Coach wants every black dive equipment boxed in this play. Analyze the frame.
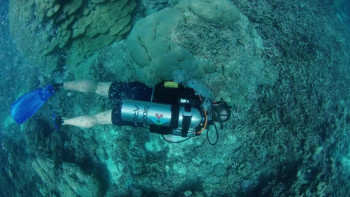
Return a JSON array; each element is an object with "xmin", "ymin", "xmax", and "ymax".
[
  {"xmin": 120, "ymin": 99, "xmax": 203, "ymax": 137},
  {"xmin": 212, "ymin": 99, "xmax": 232, "ymax": 129}
]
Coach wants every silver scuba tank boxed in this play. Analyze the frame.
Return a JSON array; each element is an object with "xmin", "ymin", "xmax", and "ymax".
[
  {"xmin": 121, "ymin": 100, "xmax": 172, "ymax": 126},
  {"xmin": 120, "ymin": 100, "xmax": 202, "ymax": 135}
]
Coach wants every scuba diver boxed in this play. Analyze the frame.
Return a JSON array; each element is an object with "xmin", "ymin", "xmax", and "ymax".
[{"xmin": 11, "ymin": 80, "xmax": 231, "ymax": 144}]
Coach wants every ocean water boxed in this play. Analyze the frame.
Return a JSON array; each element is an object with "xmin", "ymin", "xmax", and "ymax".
[
  {"xmin": 337, "ymin": 0, "xmax": 350, "ymax": 30},
  {"xmin": 1, "ymin": 0, "xmax": 350, "ymax": 196}
]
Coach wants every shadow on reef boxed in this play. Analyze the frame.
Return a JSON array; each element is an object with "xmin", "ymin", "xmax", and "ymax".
[
  {"xmin": 174, "ymin": 177, "xmax": 204, "ymax": 196},
  {"xmin": 24, "ymin": 117, "xmax": 111, "ymax": 196},
  {"xmin": 58, "ymin": 147, "xmax": 111, "ymax": 195},
  {"xmin": 133, "ymin": 176, "xmax": 204, "ymax": 197},
  {"xmin": 236, "ymin": 159, "xmax": 301, "ymax": 197}
]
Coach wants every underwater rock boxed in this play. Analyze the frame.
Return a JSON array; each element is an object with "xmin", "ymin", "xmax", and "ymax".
[{"xmin": 9, "ymin": 0, "xmax": 135, "ymax": 73}]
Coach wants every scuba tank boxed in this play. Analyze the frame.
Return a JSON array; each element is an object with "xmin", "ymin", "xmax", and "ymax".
[{"xmin": 120, "ymin": 100, "xmax": 203, "ymax": 137}]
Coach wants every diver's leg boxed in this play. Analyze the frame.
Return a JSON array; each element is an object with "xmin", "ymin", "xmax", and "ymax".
[
  {"xmin": 63, "ymin": 80, "xmax": 112, "ymax": 97},
  {"xmin": 63, "ymin": 80, "xmax": 97, "ymax": 93},
  {"xmin": 62, "ymin": 110, "xmax": 112, "ymax": 128}
]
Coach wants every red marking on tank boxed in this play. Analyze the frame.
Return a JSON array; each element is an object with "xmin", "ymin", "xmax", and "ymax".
[{"xmin": 156, "ymin": 113, "xmax": 163, "ymax": 119}]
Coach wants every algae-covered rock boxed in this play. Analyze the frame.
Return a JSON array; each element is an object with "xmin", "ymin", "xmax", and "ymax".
[{"xmin": 9, "ymin": 0, "xmax": 135, "ymax": 73}]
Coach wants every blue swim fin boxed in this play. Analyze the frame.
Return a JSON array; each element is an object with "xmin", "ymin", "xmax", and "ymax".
[{"xmin": 11, "ymin": 85, "xmax": 56, "ymax": 124}]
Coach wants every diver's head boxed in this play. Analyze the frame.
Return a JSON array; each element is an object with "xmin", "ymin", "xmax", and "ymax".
[{"xmin": 212, "ymin": 99, "xmax": 231, "ymax": 125}]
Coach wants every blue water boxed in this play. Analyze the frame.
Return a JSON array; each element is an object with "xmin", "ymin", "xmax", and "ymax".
[{"xmin": 337, "ymin": 0, "xmax": 350, "ymax": 30}]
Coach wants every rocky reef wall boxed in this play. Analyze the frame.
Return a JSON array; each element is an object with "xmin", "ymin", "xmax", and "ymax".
[{"xmin": 9, "ymin": 0, "xmax": 136, "ymax": 73}]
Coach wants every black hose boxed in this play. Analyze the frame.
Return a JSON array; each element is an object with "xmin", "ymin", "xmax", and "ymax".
[
  {"xmin": 207, "ymin": 123, "xmax": 219, "ymax": 145},
  {"xmin": 162, "ymin": 135, "xmax": 191, "ymax": 143}
]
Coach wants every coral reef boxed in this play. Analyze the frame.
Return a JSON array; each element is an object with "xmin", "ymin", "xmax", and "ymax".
[
  {"xmin": 232, "ymin": 0, "xmax": 350, "ymax": 196},
  {"xmin": 177, "ymin": 0, "xmax": 241, "ymax": 27},
  {"xmin": 1, "ymin": 0, "xmax": 350, "ymax": 196},
  {"xmin": 126, "ymin": 0, "xmax": 277, "ymax": 112},
  {"xmin": 137, "ymin": 0, "xmax": 171, "ymax": 16},
  {"xmin": 126, "ymin": 7, "xmax": 200, "ymax": 86},
  {"xmin": 9, "ymin": 0, "xmax": 135, "ymax": 73}
]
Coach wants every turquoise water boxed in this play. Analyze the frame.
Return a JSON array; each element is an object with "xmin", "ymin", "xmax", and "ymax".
[
  {"xmin": 337, "ymin": 0, "xmax": 350, "ymax": 30},
  {"xmin": 1, "ymin": 0, "xmax": 350, "ymax": 196}
]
